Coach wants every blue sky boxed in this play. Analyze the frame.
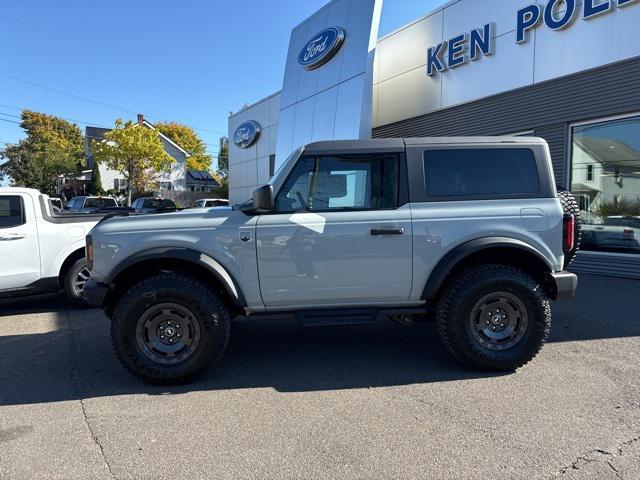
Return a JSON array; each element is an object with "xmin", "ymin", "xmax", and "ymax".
[{"xmin": 0, "ymin": 0, "xmax": 441, "ymax": 176}]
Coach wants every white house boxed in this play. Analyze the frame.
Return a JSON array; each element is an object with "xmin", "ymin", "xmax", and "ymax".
[{"xmin": 83, "ymin": 114, "xmax": 218, "ymax": 194}]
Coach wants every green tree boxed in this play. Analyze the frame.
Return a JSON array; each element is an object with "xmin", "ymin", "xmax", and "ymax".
[
  {"xmin": 217, "ymin": 136, "xmax": 229, "ymax": 179},
  {"xmin": 0, "ymin": 110, "xmax": 84, "ymax": 194},
  {"xmin": 154, "ymin": 122, "xmax": 212, "ymax": 171},
  {"xmin": 214, "ymin": 136, "xmax": 229, "ymax": 199},
  {"xmin": 92, "ymin": 119, "xmax": 173, "ymax": 205},
  {"xmin": 87, "ymin": 160, "xmax": 105, "ymax": 195}
]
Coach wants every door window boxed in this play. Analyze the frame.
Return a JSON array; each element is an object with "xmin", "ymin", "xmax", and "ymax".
[
  {"xmin": 275, "ymin": 155, "xmax": 398, "ymax": 213},
  {"xmin": 0, "ymin": 196, "xmax": 25, "ymax": 228}
]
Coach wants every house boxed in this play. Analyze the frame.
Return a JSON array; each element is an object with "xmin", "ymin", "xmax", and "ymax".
[
  {"xmin": 571, "ymin": 136, "xmax": 640, "ymax": 223},
  {"xmin": 81, "ymin": 114, "xmax": 219, "ymax": 194}
]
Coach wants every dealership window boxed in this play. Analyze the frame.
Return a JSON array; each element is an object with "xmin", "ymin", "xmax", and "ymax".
[
  {"xmin": 0, "ymin": 196, "xmax": 25, "ymax": 229},
  {"xmin": 423, "ymin": 149, "xmax": 540, "ymax": 198},
  {"xmin": 571, "ymin": 114, "xmax": 640, "ymax": 255},
  {"xmin": 275, "ymin": 155, "xmax": 398, "ymax": 212}
]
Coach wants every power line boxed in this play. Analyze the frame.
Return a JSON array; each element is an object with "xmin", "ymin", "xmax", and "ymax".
[
  {"xmin": 0, "ymin": 72, "xmax": 228, "ymax": 136},
  {"xmin": 0, "ymin": 117, "xmax": 20, "ymax": 125}
]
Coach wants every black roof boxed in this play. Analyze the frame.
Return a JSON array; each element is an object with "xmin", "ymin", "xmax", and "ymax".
[
  {"xmin": 85, "ymin": 126, "xmax": 110, "ymax": 143},
  {"xmin": 186, "ymin": 170, "xmax": 220, "ymax": 186}
]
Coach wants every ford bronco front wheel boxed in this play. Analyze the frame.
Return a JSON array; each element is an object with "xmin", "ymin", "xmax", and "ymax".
[
  {"xmin": 436, "ymin": 264, "xmax": 551, "ymax": 372},
  {"xmin": 111, "ymin": 273, "xmax": 231, "ymax": 385}
]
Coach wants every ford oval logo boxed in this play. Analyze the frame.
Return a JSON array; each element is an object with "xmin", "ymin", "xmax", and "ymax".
[
  {"xmin": 298, "ymin": 27, "xmax": 346, "ymax": 70},
  {"xmin": 233, "ymin": 121, "xmax": 261, "ymax": 149}
]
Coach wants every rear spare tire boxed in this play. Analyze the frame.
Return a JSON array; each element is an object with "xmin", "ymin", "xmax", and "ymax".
[
  {"xmin": 111, "ymin": 273, "xmax": 231, "ymax": 385},
  {"xmin": 436, "ymin": 264, "xmax": 551, "ymax": 372},
  {"xmin": 557, "ymin": 189, "xmax": 582, "ymax": 268}
]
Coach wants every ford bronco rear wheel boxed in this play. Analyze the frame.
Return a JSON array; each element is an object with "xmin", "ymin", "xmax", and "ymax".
[
  {"xmin": 436, "ymin": 264, "xmax": 550, "ymax": 372},
  {"xmin": 111, "ymin": 273, "xmax": 231, "ymax": 385}
]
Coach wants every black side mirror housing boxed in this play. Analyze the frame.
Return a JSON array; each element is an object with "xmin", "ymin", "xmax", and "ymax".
[{"xmin": 252, "ymin": 185, "xmax": 275, "ymax": 212}]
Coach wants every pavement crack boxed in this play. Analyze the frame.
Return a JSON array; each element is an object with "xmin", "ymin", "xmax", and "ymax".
[
  {"xmin": 553, "ymin": 436, "xmax": 640, "ymax": 478},
  {"xmin": 66, "ymin": 308, "xmax": 118, "ymax": 480}
]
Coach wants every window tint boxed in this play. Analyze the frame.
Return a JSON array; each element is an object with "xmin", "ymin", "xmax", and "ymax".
[
  {"xmin": 0, "ymin": 196, "xmax": 25, "ymax": 228},
  {"xmin": 143, "ymin": 199, "xmax": 175, "ymax": 208},
  {"xmin": 424, "ymin": 148, "xmax": 540, "ymax": 197},
  {"xmin": 84, "ymin": 198, "xmax": 117, "ymax": 208},
  {"xmin": 275, "ymin": 155, "xmax": 398, "ymax": 212}
]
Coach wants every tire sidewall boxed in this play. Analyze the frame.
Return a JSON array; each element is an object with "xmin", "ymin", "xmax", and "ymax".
[
  {"xmin": 64, "ymin": 258, "xmax": 88, "ymax": 304},
  {"xmin": 454, "ymin": 278, "xmax": 546, "ymax": 365},
  {"xmin": 113, "ymin": 278, "xmax": 229, "ymax": 383}
]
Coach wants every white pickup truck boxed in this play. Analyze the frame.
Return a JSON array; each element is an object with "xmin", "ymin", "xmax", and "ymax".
[{"xmin": 0, "ymin": 188, "xmax": 103, "ymax": 303}]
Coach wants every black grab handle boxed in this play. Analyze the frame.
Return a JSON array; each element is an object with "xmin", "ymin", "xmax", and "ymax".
[{"xmin": 370, "ymin": 228, "xmax": 405, "ymax": 236}]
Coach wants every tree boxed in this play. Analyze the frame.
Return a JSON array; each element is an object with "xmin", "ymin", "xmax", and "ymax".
[
  {"xmin": 217, "ymin": 136, "xmax": 229, "ymax": 179},
  {"xmin": 214, "ymin": 136, "xmax": 229, "ymax": 199},
  {"xmin": 154, "ymin": 122, "xmax": 212, "ymax": 171},
  {"xmin": 86, "ymin": 160, "xmax": 104, "ymax": 195},
  {"xmin": 0, "ymin": 110, "xmax": 84, "ymax": 195},
  {"xmin": 92, "ymin": 119, "xmax": 173, "ymax": 205}
]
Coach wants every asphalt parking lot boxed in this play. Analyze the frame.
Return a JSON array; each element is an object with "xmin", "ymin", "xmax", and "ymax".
[{"xmin": 0, "ymin": 274, "xmax": 639, "ymax": 480}]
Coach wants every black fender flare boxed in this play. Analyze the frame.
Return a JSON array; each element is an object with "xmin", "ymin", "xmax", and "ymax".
[
  {"xmin": 421, "ymin": 237, "xmax": 553, "ymax": 301},
  {"xmin": 107, "ymin": 247, "xmax": 246, "ymax": 307}
]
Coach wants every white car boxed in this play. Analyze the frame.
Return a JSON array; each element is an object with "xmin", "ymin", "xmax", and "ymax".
[
  {"xmin": 191, "ymin": 198, "xmax": 229, "ymax": 208},
  {"xmin": 0, "ymin": 188, "xmax": 103, "ymax": 303}
]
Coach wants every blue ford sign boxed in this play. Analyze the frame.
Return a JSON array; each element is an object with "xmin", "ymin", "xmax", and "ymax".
[
  {"xmin": 298, "ymin": 27, "xmax": 346, "ymax": 70},
  {"xmin": 233, "ymin": 121, "xmax": 261, "ymax": 149}
]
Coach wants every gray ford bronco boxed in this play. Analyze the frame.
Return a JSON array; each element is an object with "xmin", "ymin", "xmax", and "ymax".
[{"xmin": 85, "ymin": 137, "xmax": 579, "ymax": 384}]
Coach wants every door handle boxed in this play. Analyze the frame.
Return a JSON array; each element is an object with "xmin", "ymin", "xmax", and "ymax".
[
  {"xmin": 370, "ymin": 228, "xmax": 405, "ymax": 236},
  {"xmin": 0, "ymin": 233, "xmax": 26, "ymax": 241}
]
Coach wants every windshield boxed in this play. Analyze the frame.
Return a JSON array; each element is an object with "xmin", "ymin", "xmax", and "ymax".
[
  {"xmin": 268, "ymin": 147, "xmax": 304, "ymax": 188},
  {"xmin": 145, "ymin": 199, "xmax": 176, "ymax": 208},
  {"xmin": 84, "ymin": 198, "xmax": 117, "ymax": 208}
]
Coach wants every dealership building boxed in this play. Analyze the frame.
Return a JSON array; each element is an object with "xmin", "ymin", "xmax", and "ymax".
[{"xmin": 228, "ymin": 0, "xmax": 640, "ymax": 279}]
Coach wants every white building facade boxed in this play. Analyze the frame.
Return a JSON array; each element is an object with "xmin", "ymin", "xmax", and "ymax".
[{"xmin": 229, "ymin": 0, "xmax": 640, "ymax": 278}]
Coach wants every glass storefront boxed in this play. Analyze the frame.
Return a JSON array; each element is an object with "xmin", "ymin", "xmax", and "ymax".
[{"xmin": 571, "ymin": 114, "xmax": 640, "ymax": 254}]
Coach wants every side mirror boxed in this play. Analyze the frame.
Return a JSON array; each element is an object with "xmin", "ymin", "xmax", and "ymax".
[{"xmin": 252, "ymin": 185, "xmax": 275, "ymax": 212}]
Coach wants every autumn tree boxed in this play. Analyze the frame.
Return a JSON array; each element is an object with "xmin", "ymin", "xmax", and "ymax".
[
  {"xmin": 92, "ymin": 119, "xmax": 173, "ymax": 205},
  {"xmin": 154, "ymin": 122, "xmax": 212, "ymax": 171},
  {"xmin": 0, "ymin": 110, "xmax": 84, "ymax": 194}
]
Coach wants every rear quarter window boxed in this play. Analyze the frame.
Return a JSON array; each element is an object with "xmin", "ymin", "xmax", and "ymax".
[{"xmin": 423, "ymin": 148, "xmax": 541, "ymax": 198}]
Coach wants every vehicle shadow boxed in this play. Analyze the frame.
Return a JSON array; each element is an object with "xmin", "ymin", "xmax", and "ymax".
[{"xmin": 0, "ymin": 274, "xmax": 638, "ymax": 407}]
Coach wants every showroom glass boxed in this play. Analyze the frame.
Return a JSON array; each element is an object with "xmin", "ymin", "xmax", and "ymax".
[
  {"xmin": 571, "ymin": 115, "xmax": 640, "ymax": 255},
  {"xmin": 275, "ymin": 155, "xmax": 398, "ymax": 212},
  {"xmin": 423, "ymin": 148, "xmax": 540, "ymax": 198},
  {"xmin": 0, "ymin": 196, "xmax": 25, "ymax": 228}
]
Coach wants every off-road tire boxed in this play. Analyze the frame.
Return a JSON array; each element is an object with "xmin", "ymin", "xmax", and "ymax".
[
  {"xmin": 111, "ymin": 273, "xmax": 231, "ymax": 385},
  {"xmin": 63, "ymin": 257, "xmax": 90, "ymax": 305},
  {"xmin": 557, "ymin": 189, "xmax": 582, "ymax": 268},
  {"xmin": 436, "ymin": 264, "xmax": 551, "ymax": 372}
]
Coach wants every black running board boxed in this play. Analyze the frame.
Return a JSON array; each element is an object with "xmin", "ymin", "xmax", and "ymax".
[{"xmin": 297, "ymin": 309, "xmax": 379, "ymax": 327}]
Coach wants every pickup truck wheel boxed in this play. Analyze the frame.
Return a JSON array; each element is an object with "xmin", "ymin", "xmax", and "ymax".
[
  {"xmin": 64, "ymin": 258, "xmax": 90, "ymax": 305},
  {"xmin": 111, "ymin": 273, "xmax": 231, "ymax": 385},
  {"xmin": 436, "ymin": 264, "xmax": 550, "ymax": 372}
]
